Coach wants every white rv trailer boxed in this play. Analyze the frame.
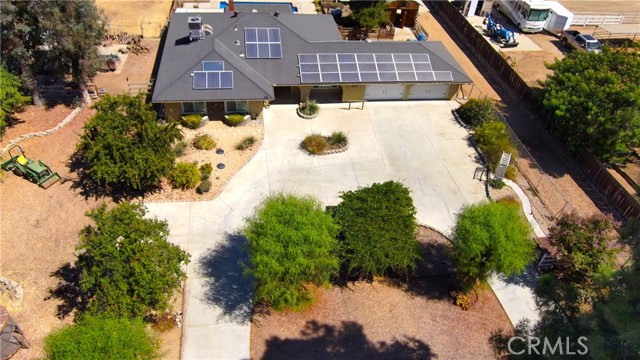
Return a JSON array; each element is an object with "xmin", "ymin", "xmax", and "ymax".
[{"xmin": 494, "ymin": 0, "xmax": 552, "ymax": 33}]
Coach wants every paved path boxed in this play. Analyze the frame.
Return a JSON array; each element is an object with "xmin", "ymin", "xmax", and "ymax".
[{"xmin": 145, "ymin": 101, "xmax": 488, "ymax": 359}]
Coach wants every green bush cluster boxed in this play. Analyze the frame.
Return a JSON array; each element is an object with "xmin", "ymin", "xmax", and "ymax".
[
  {"xmin": 456, "ymin": 98, "xmax": 500, "ymax": 128},
  {"xmin": 328, "ymin": 131, "xmax": 348, "ymax": 147},
  {"xmin": 235, "ymin": 136, "xmax": 256, "ymax": 150},
  {"xmin": 197, "ymin": 179, "xmax": 212, "ymax": 194},
  {"xmin": 473, "ymin": 120, "xmax": 518, "ymax": 179},
  {"xmin": 169, "ymin": 162, "xmax": 200, "ymax": 190},
  {"xmin": 300, "ymin": 99, "xmax": 319, "ymax": 116},
  {"xmin": 199, "ymin": 162, "xmax": 213, "ymax": 180},
  {"xmin": 225, "ymin": 114, "xmax": 246, "ymax": 126},
  {"xmin": 181, "ymin": 114, "xmax": 204, "ymax": 129},
  {"xmin": 302, "ymin": 134, "xmax": 329, "ymax": 155},
  {"xmin": 193, "ymin": 134, "xmax": 216, "ymax": 150}
]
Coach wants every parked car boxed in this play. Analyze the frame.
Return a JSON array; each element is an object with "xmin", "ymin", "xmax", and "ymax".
[{"xmin": 560, "ymin": 30, "xmax": 602, "ymax": 53}]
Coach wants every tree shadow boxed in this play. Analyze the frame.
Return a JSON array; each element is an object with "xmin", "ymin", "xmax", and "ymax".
[
  {"xmin": 404, "ymin": 239, "xmax": 456, "ymax": 301},
  {"xmin": 45, "ymin": 262, "xmax": 87, "ymax": 319},
  {"xmin": 499, "ymin": 264, "xmax": 539, "ymax": 289},
  {"xmin": 261, "ymin": 320, "xmax": 437, "ymax": 360},
  {"xmin": 197, "ymin": 233, "xmax": 254, "ymax": 325}
]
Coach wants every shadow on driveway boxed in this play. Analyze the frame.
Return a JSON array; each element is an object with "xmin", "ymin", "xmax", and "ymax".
[{"xmin": 197, "ymin": 233, "xmax": 254, "ymax": 325}]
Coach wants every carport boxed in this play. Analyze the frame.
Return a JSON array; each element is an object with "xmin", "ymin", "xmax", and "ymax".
[{"xmin": 593, "ymin": 24, "xmax": 640, "ymax": 41}]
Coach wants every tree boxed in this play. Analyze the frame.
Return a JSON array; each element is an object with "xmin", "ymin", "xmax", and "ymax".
[
  {"xmin": 44, "ymin": 315, "xmax": 158, "ymax": 360},
  {"xmin": 0, "ymin": 1, "xmax": 106, "ymax": 105},
  {"xmin": 333, "ymin": 181, "xmax": 422, "ymax": 278},
  {"xmin": 543, "ymin": 47, "xmax": 640, "ymax": 162},
  {"xmin": 452, "ymin": 201, "xmax": 534, "ymax": 292},
  {"xmin": 77, "ymin": 93, "xmax": 182, "ymax": 192},
  {"xmin": 354, "ymin": 2, "xmax": 389, "ymax": 31},
  {"xmin": 0, "ymin": 66, "xmax": 31, "ymax": 137},
  {"xmin": 243, "ymin": 193, "xmax": 339, "ymax": 311},
  {"xmin": 78, "ymin": 203, "xmax": 190, "ymax": 318}
]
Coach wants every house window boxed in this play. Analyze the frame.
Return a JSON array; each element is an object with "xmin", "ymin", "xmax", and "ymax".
[
  {"xmin": 225, "ymin": 100, "xmax": 248, "ymax": 114},
  {"xmin": 182, "ymin": 102, "xmax": 206, "ymax": 114}
]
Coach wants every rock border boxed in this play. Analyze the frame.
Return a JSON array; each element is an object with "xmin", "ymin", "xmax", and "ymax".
[{"xmin": 296, "ymin": 107, "xmax": 318, "ymax": 119}]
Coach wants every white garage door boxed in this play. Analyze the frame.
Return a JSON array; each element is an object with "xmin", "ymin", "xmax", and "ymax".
[
  {"xmin": 364, "ymin": 85, "xmax": 405, "ymax": 101},
  {"xmin": 408, "ymin": 84, "xmax": 450, "ymax": 100}
]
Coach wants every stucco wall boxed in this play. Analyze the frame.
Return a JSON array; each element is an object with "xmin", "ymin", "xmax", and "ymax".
[
  {"xmin": 248, "ymin": 101, "xmax": 264, "ymax": 119},
  {"xmin": 164, "ymin": 103, "xmax": 182, "ymax": 122},
  {"xmin": 446, "ymin": 84, "xmax": 460, "ymax": 100},
  {"xmin": 341, "ymin": 85, "xmax": 366, "ymax": 101}
]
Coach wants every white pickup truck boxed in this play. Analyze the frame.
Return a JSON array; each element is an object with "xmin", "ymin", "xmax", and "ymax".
[{"xmin": 560, "ymin": 30, "xmax": 602, "ymax": 53}]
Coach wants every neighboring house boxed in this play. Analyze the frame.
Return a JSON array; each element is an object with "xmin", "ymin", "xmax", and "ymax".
[
  {"xmin": 152, "ymin": 8, "xmax": 472, "ymax": 121},
  {"xmin": 455, "ymin": 0, "xmax": 495, "ymax": 17}
]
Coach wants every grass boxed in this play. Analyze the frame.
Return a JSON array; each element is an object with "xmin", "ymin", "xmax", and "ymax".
[
  {"xmin": 235, "ymin": 136, "xmax": 257, "ymax": 150},
  {"xmin": 300, "ymin": 99, "xmax": 319, "ymax": 116},
  {"xmin": 301, "ymin": 134, "xmax": 328, "ymax": 155},
  {"xmin": 328, "ymin": 131, "xmax": 348, "ymax": 147}
]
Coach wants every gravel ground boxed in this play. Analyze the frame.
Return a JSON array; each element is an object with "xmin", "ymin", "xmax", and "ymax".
[{"xmin": 250, "ymin": 227, "xmax": 513, "ymax": 360}]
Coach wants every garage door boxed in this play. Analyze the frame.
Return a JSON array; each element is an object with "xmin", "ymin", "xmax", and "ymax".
[
  {"xmin": 408, "ymin": 84, "xmax": 450, "ymax": 100},
  {"xmin": 364, "ymin": 85, "xmax": 406, "ymax": 101}
]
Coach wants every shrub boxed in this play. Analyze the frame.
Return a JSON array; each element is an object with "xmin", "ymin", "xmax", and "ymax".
[
  {"xmin": 199, "ymin": 163, "xmax": 212, "ymax": 180},
  {"xmin": 173, "ymin": 141, "xmax": 187, "ymax": 157},
  {"xmin": 44, "ymin": 315, "xmax": 158, "ymax": 359},
  {"xmin": 473, "ymin": 120, "xmax": 518, "ymax": 178},
  {"xmin": 301, "ymin": 99, "xmax": 319, "ymax": 116},
  {"xmin": 456, "ymin": 98, "xmax": 500, "ymax": 128},
  {"xmin": 333, "ymin": 181, "xmax": 422, "ymax": 278},
  {"xmin": 455, "ymin": 294, "xmax": 472, "ymax": 311},
  {"xmin": 242, "ymin": 193, "xmax": 339, "ymax": 311},
  {"xmin": 181, "ymin": 114, "xmax": 204, "ymax": 129},
  {"xmin": 169, "ymin": 162, "xmax": 200, "ymax": 190},
  {"xmin": 225, "ymin": 114, "xmax": 246, "ymax": 126},
  {"xmin": 77, "ymin": 203, "xmax": 190, "ymax": 318},
  {"xmin": 489, "ymin": 177, "xmax": 505, "ymax": 189},
  {"xmin": 196, "ymin": 179, "xmax": 212, "ymax": 194},
  {"xmin": 193, "ymin": 134, "xmax": 215, "ymax": 150},
  {"xmin": 302, "ymin": 134, "xmax": 328, "ymax": 155},
  {"xmin": 328, "ymin": 131, "xmax": 348, "ymax": 147},
  {"xmin": 235, "ymin": 136, "xmax": 256, "ymax": 150}
]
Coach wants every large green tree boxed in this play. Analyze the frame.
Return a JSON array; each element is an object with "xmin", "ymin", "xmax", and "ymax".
[
  {"xmin": 452, "ymin": 200, "xmax": 534, "ymax": 292},
  {"xmin": 77, "ymin": 93, "xmax": 182, "ymax": 192},
  {"xmin": 243, "ymin": 193, "xmax": 339, "ymax": 311},
  {"xmin": 78, "ymin": 203, "xmax": 190, "ymax": 318},
  {"xmin": 0, "ymin": 1, "xmax": 106, "ymax": 104},
  {"xmin": 543, "ymin": 47, "xmax": 640, "ymax": 161},
  {"xmin": 354, "ymin": 2, "xmax": 389, "ymax": 31},
  {"xmin": 333, "ymin": 181, "xmax": 422, "ymax": 278},
  {"xmin": 0, "ymin": 66, "xmax": 31, "ymax": 137}
]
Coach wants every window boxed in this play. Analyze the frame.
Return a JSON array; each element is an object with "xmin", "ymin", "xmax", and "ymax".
[
  {"xmin": 225, "ymin": 100, "xmax": 248, "ymax": 114},
  {"xmin": 182, "ymin": 102, "xmax": 206, "ymax": 114},
  {"xmin": 527, "ymin": 9, "xmax": 549, "ymax": 21}
]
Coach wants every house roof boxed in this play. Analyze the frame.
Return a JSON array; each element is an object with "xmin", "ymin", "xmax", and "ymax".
[{"xmin": 152, "ymin": 12, "xmax": 472, "ymax": 102}]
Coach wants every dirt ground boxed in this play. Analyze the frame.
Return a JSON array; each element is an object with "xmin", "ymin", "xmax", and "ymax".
[
  {"xmin": 251, "ymin": 227, "xmax": 513, "ymax": 360},
  {"xmin": 559, "ymin": 0, "xmax": 640, "ymax": 14},
  {"xmin": 95, "ymin": 0, "xmax": 173, "ymax": 38}
]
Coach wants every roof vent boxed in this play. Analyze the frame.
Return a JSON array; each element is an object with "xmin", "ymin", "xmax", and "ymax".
[
  {"xmin": 235, "ymin": 40, "xmax": 240, "ymax": 45},
  {"xmin": 274, "ymin": 11, "xmax": 280, "ymax": 17},
  {"xmin": 252, "ymin": 9, "xmax": 258, "ymax": 13}
]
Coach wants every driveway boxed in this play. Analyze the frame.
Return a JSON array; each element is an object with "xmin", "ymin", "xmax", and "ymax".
[{"xmin": 145, "ymin": 101, "xmax": 486, "ymax": 359}]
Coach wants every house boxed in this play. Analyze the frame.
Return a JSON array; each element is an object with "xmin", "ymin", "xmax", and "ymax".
[{"xmin": 151, "ymin": 8, "xmax": 472, "ymax": 121}]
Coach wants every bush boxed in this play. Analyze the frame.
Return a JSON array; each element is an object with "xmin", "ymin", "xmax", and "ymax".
[
  {"xmin": 77, "ymin": 203, "xmax": 190, "ymax": 319},
  {"xmin": 235, "ymin": 136, "xmax": 256, "ymax": 150},
  {"xmin": 328, "ymin": 131, "xmax": 348, "ymax": 147},
  {"xmin": 333, "ymin": 181, "xmax": 422, "ymax": 278},
  {"xmin": 196, "ymin": 179, "xmax": 212, "ymax": 194},
  {"xmin": 354, "ymin": 2, "xmax": 389, "ymax": 30},
  {"xmin": 456, "ymin": 98, "xmax": 500, "ymax": 128},
  {"xmin": 199, "ymin": 163, "xmax": 212, "ymax": 180},
  {"xmin": 181, "ymin": 114, "xmax": 204, "ymax": 129},
  {"xmin": 225, "ymin": 114, "xmax": 246, "ymax": 126},
  {"xmin": 300, "ymin": 99, "xmax": 319, "ymax": 116},
  {"xmin": 243, "ymin": 193, "xmax": 339, "ymax": 311},
  {"xmin": 169, "ymin": 162, "xmax": 200, "ymax": 190},
  {"xmin": 489, "ymin": 177, "xmax": 505, "ymax": 189},
  {"xmin": 302, "ymin": 134, "xmax": 329, "ymax": 155},
  {"xmin": 192, "ymin": 134, "xmax": 215, "ymax": 150},
  {"xmin": 473, "ymin": 120, "xmax": 518, "ymax": 178},
  {"xmin": 44, "ymin": 315, "xmax": 158, "ymax": 360},
  {"xmin": 173, "ymin": 141, "xmax": 187, "ymax": 157}
]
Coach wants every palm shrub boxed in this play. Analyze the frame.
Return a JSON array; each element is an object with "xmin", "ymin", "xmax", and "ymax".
[
  {"xmin": 456, "ymin": 98, "xmax": 500, "ymax": 128},
  {"xmin": 169, "ymin": 162, "xmax": 200, "ymax": 189},
  {"xmin": 328, "ymin": 131, "xmax": 348, "ymax": 147},
  {"xmin": 193, "ymin": 134, "xmax": 215, "ymax": 150},
  {"xmin": 302, "ymin": 134, "xmax": 329, "ymax": 154}
]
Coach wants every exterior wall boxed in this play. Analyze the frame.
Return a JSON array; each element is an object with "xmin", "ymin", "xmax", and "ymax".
[
  {"xmin": 341, "ymin": 85, "xmax": 366, "ymax": 101},
  {"xmin": 164, "ymin": 103, "xmax": 182, "ymax": 122},
  {"xmin": 248, "ymin": 101, "xmax": 264, "ymax": 119},
  {"xmin": 299, "ymin": 86, "xmax": 313, "ymax": 102},
  {"xmin": 446, "ymin": 84, "xmax": 459, "ymax": 99}
]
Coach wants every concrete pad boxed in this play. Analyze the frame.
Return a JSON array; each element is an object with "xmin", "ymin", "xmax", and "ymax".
[{"xmin": 467, "ymin": 15, "xmax": 543, "ymax": 52}]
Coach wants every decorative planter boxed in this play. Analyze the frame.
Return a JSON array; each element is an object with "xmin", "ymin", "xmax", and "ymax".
[
  {"xmin": 297, "ymin": 107, "xmax": 318, "ymax": 119},
  {"xmin": 223, "ymin": 114, "xmax": 250, "ymax": 127},
  {"xmin": 320, "ymin": 143, "xmax": 349, "ymax": 155}
]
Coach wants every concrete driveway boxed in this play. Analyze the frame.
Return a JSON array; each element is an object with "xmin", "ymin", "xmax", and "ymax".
[{"xmin": 145, "ymin": 101, "xmax": 486, "ymax": 359}]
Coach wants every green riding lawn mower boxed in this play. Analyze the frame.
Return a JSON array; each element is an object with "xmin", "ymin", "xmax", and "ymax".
[{"xmin": 1, "ymin": 145, "xmax": 61, "ymax": 189}]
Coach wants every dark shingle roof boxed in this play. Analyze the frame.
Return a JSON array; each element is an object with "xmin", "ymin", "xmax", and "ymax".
[{"xmin": 152, "ymin": 12, "xmax": 472, "ymax": 102}]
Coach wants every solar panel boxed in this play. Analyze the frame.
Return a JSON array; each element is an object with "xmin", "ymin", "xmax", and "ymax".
[
  {"xmin": 339, "ymin": 62, "xmax": 358, "ymax": 72},
  {"xmin": 413, "ymin": 62, "xmax": 432, "ymax": 72},
  {"xmin": 377, "ymin": 63, "xmax": 395, "ymax": 72},
  {"xmin": 193, "ymin": 72, "xmax": 207, "ymax": 89},
  {"xmin": 416, "ymin": 72, "xmax": 435, "ymax": 81},
  {"xmin": 320, "ymin": 63, "xmax": 339, "ymax": 72},
  {"xmin": 375, "ymin": 54, "xmax": 393, "ymax": 63},
  {"xmin": 338, "ymin": 53, "xmax": 356, "ymax": 62},
  {"xmin": 301, "ymin": 73, "xmax": 321, "ymax": 83},
  {"xmin": 299, "ymin": 54, "xmax": 318, "ymax": 64},
  {"xmin": 202, "ymin": 61, "xmax": 224, "ymax": 71},
  {"xmin": 379, "ymin": 72, "xmax": 398, "ymax": 81},
  {"xmin": 356, "ymin": 54, "xmax": 375, "ymax": 62},
  {"xmin": 393, "ymin": 54, "xmax": 412, "ymax": 63},
  {"xmin": 319, "ymin": 54, "xmax": 337, "ymax": 63},
  {"xmin": 206, "ymin": 72, "xmax": 220, "ymax": 88},
  {"xmin": 321, "ymin": 72, "xmax": 341, "ymax": 82},
  {"xmin": 245, "ymin": 27, "xmax": 282, "ymax": 59},
  {"xmin": 301, "ymin": 63, "xmax": 319, "ymax": 72},
  {"xmin": 192, "ymin": 71, "xmax": 233, "ymax": 89},
  {"xmin": 358, "ymin": 63, "xmax": 377, "ymax": 72},
  {"xmin": 341, "ymin": 72, "xmax": 360, "ymax": 82},
  {"xmin": 411, "ymin": 54, "xmax": 430, "ymax": 63},
  {"xmin": 395, "ymin": 62, "xmax": 414, "ymax": 71},
  {"xmin": 359, "ymin": 72, "xmax": 379, "ymax": 82},
  {"xmin": 220, "ymin": 72, "xmax": 233, "ymax": 88},
  {"xmin": 434, "ymin": 71, "xmax": 454, "ymax": 81},
  {"xmin": 397, "ymin": 72, "xmax": 417, "ymax": 81}
]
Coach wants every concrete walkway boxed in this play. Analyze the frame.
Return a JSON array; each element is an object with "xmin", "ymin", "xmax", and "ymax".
[{"xmin": 145, "ymin": 101, "xmax": 489, "ymax": 359}]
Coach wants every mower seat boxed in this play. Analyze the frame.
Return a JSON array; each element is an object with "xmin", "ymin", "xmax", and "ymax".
[{"xmin": 17, "ymin": 156, "xmax": 28, "ymax": 166}]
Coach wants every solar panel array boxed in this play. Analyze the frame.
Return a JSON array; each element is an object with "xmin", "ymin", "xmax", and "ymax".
[
  {"xmin": 245, "ymin": 28, "xmax": 282, "ymax": 59},
  {"xmin": 297, "ymin": 53, "xmax": 454, "ymax": 84},
  {"xmin": 202, "ymin": 61, "xmax": 224, "ymax": 71},
  {"xmin": 192, "ymin": 71, "xmax": 233, "ymax": 89}
]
